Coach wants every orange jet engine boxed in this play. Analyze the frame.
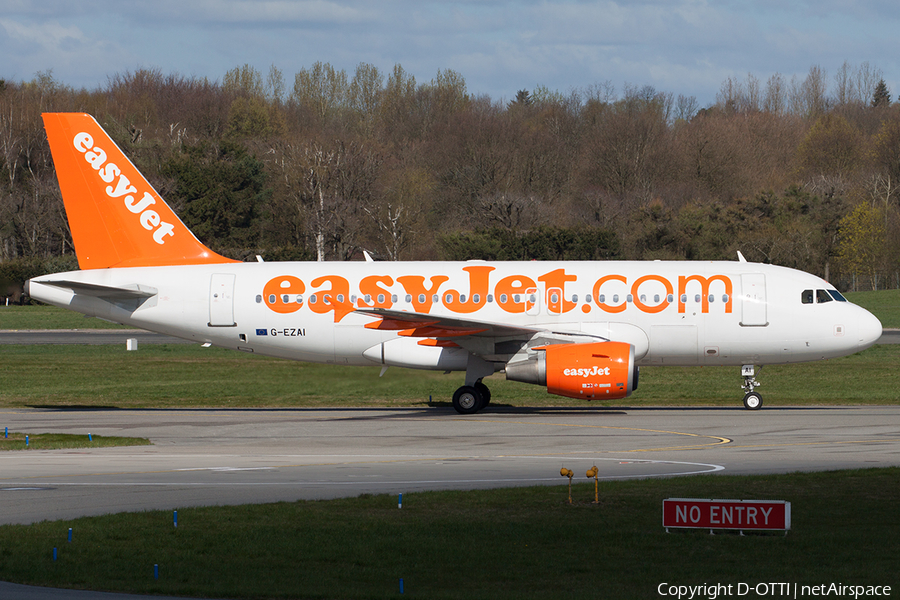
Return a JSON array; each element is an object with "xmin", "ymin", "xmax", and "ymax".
[{"xmin": 505, "ymin": 341, "xmax": 638, "ymax": 400}]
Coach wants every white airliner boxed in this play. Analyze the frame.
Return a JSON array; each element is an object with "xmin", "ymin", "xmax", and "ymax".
[{"xmin": 26, "ymin": 113, "xmax": 883, "ymax": 413}]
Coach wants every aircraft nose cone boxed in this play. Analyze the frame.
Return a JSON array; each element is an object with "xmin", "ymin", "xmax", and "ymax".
[{"xmin": 858, "ymin": 310, "xmax": 883, "ymax": 350}]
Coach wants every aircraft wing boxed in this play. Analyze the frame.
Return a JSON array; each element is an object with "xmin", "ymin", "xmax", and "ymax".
[
  {"xmin": 355, "ymin": 307, "xmax": 607, "ymax": 362},
  {"xmin": 356, "ymin": 307, "xmax": 540, "ymax": 338}
]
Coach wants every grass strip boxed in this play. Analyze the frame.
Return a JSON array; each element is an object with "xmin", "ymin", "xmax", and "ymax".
[
  {"xmin": 0, "ymin": 432, "xmax": 150, "ymax": 451},
  {"xmin": 845, "ymin": 289, "xmax": 900, "ymax": 329},
  {"xmin": 0, "ymin": 305, "xmax": 130, "ymax": 330},
  {"xmin": 0, "ymin": 468, "xmax": 896, "ymax": 599},
  {"xmin": 0, "ymin": 343, "xmax": 898, "ymax": 409}
]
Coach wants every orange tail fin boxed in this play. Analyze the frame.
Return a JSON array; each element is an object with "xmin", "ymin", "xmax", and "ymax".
[{"xmin": 43, "ymin": 113, "xmax": 238, "ymax": 269}]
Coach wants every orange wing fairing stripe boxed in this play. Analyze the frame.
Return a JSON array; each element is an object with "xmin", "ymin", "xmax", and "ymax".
[
  {"xmin": 417, "ymin": 339, "xmax": 460, "ymax": 348},
  {"xmin": 365, "ymin": 318, "xmax": 440, "ymax": 330},
  {"xmin": 398, "ymin": 327, "xmax": 488, "ymax": 338}
]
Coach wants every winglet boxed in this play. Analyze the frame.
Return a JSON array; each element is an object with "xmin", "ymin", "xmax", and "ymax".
[
  {"xmin": 42, "ymin": 113, "xmax": 238, "ymax": 269},
  {"xmin": 737, "ymin": 251, "xmax": 747, "ymax": 263}
]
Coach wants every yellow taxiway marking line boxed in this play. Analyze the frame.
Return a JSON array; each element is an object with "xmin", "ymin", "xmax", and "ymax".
[
  {"xmin": 437, "ymin": 418, "xmax": 734, "ymax": 451},
  {"xmin": 720, "ymin": 438, "xmax": 900, "ymax": 450}
]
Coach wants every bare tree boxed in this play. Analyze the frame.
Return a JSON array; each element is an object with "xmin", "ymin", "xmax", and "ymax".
[
  {"xmin": 363, "ymin": 166, "xmax": 432, "ymax": 260},
  {"xmin": 789, "ymin": 65, "xmax": 829, "ymax": 118},
  {"xmin": 349, "ymin": 63, "xmax": 383, "ymax": 137},
  {"xmin": 291, "ymin": 62, "xmax": 350, "ymax": 126},
  {"xmin": 223, "ymin": 64, "xmax": 265, "ymax": 98},
  {"xmin": 763, "ymin": 73, "xmax": 787, "ymax": 116}
]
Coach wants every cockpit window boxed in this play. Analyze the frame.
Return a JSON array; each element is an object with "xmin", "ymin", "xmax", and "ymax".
[
  {"xmin": 816, "ymin": 289, "xmax": 833, "ymax": 303},
  {"xmin": 801, "ymin": 289, "xmax": 814, "ymax": 304},
  {"xmin": 827, "ymin": 289, "xmax": 848, "ymax": 302}
]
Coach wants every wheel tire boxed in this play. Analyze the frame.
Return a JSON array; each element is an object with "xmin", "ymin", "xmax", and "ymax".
[
  {"xmin": 452, "ymin": 386, "xmax": 484, "ymax": 415},
  {"xmin": 742, "ymin": 391, "xmax": 763, "ymax": 410},
  {"xmin": 474, "ymin": 382, "xmax": 491, "ymax": 406}
]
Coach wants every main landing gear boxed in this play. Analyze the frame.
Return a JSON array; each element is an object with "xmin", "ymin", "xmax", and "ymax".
[
  {"xmin": 741, "ymin": 364, "xmax": 763, "ymax": 410},
  {"xmin": 452, "ymin": 380, "xmax": 492, "ymax": 415},
  {"xmin": 451, "ymin": 355, "xmax": 496, "ymax": 415}
]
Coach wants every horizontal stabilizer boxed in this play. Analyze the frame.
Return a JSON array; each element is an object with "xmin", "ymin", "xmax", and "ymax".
[{"xmin": 37, "ymin": 280, "xmax": 158, "ymax": 299}]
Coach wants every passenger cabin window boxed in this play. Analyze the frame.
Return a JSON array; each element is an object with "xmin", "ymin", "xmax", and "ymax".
[
  {"xmin": 801, "ymin": 289, "xmax": 814, "ymax": 304},
  {"xmin": 816, "ymin": 289, "xmax": 833, "ymax": 303}
]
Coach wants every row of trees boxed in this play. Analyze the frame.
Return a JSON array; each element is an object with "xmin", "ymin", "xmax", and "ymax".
[{"xmin": 1, "ymin": 61, "xmax": 898, "ymax": 295}]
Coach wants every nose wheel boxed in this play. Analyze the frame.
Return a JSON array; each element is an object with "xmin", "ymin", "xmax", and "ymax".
[
  {"xmin": 742, "ymin": 391, "xmax": 763, "ymax": 410},
  {"xmin": 741, "ymin": 365, "xmax": 763, "ymax": 410}
]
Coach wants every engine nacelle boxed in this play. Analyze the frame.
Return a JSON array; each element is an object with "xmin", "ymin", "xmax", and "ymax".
[{"xmin": 505, "ymin": 341, "xmax": 638, "ymax": 400}]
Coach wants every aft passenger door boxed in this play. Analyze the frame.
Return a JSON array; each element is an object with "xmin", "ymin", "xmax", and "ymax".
[{"xmin": 209, "ymin": 273, "xmax": 236, "ymax": 327}]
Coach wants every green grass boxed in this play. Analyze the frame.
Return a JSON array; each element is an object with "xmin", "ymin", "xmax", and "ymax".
[
  {"xmin": 0, "ymin": 305, "xmax": 130, "ymax": 330},
  {"xmin": 0, "ymin": 468, "xmax": 896, "ymax": 599},
  {"xmin": 0, "ymin": 432, "xmax": 150, "ymax": 451},
  {"xmin": 845, "ymin": 289, "xmax": 900, "ymax": 328},
  {"xmin": 0, "ymin": 343, "xmax": 897, "ymax": 409}
]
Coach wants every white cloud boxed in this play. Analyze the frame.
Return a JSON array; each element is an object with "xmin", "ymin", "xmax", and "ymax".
[{"xmin": 0, "ymin": 17, "xmax": 127, "ymax": 83}]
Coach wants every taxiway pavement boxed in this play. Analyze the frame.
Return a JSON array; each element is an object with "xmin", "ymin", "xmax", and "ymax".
[{"xmin": 1, "ymin": 406, "xmax": 898, "ymax": 525}]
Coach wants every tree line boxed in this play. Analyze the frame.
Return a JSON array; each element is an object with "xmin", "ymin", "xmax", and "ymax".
[{"xmin": 1, "ymin": 61, "xmax": 898, "ymax": 299}]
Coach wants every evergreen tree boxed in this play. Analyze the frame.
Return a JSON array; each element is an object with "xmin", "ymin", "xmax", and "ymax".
[
  {"xmin": 508, "ymin": 89, "xmax": 532, "ymax": 110},
  {"xmin": 872, "ymin": 79, "xmax": 891, "ymax": 107}
]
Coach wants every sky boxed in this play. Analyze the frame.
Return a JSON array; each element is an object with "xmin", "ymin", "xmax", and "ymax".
[{"xmin": 2, "ymin": 0, "xmax": 899, "ymax": 108}]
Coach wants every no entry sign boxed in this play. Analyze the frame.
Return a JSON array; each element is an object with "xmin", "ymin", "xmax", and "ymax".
[{"xmin": 663, "ymin": 498, "xmax": 791, "ymax": 532}]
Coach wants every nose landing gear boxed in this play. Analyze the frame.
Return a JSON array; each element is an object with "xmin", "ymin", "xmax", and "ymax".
[{"xmin": 741, "ymin": 364, "xmax": 763, "ymax": 410}]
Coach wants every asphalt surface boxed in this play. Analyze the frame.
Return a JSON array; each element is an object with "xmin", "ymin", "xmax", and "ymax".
[
  {"xmin": 0, "ymin": 581, "xmax": 214, "ymax": 600},
  {"xmin": 2, "ymin": 405, "xmax": 899, "ymax": 527}
]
